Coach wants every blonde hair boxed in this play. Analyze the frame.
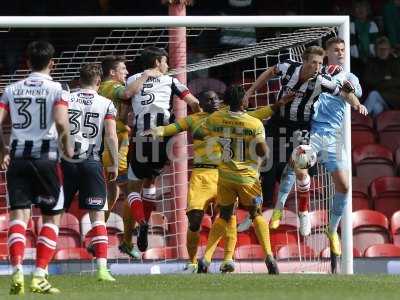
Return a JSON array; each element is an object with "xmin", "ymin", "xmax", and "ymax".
[{"xmin": 302, "ymin": 46, "xmax": 325, "ymax": 61}]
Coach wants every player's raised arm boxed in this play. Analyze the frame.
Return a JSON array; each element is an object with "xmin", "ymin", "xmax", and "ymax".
[
  {"xmin": 248, "ymin": 91, "xmax": 295, "ymax": 120},
  {"xmin": 340, "ymin": 90, "xmax": 368, "ymax": 115},
  {"xmin": 338, "ymin": 72, "xmax": 363, "ymax": 100},
  {"xmin": 182, "ymin": 93, "xmax": 201, "ymax": 113},
  {"xmin": 123, "ymin": 69, "xmax": 163, "ymax": 99},
  {"xmin": 244, "ymin": 66, "xmax": 278, "ymax": 105},
  {"xmin": 104, "ymin": 104, "xmax": 119, "ymax": 181}
]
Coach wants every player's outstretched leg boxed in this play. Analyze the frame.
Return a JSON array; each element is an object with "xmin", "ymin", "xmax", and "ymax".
[
  {"xmin": 8, "ymin": 219, "xmax": 27, "ymax": 295},
  {"xmin": 270, "ymin": 164, "xmax": 296, "ymax": 229},
  {"xmin": 296, "ymin": 171, "xmax": 311, "ymax": 236},
  {"xmin": 31, "ymin": 222, "xmax": 60, "ymax": 294}
]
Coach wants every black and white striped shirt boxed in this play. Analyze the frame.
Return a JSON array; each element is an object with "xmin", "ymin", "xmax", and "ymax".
[
  {"xmin": 271, "ymin": 59, "xmax": 341, "ymax": 128},
  {"xmin": 0, "ymin": 73, "xmax": 69, "ymax": 160},
  {"xmin": 68, "ymin": 89, "xmax": 117, "ymax": 161},
  {"xmin": 126, "ymin": 73, "xmax": 190, "ymax": 135}
]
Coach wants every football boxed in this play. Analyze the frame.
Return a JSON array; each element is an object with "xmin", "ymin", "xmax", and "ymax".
[{"xmin": 291, "ymin": 144, "xmax": 317, "ymax": 169}]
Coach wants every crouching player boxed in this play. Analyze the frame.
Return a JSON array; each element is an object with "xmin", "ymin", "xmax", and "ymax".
[
  {"xmin": 62, "ymin": 63, "xmax": 118, "ymax": 281},
  {"xmin": 198, "ymin": 85, "xmax": 279, "ymax": 274}
]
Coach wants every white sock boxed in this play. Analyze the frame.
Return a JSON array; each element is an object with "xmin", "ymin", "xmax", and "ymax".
[
  {"xmin": 13, "ymin": 264, "xmax": 23, "ymax": 273},
  {"xmin": 33, "ymin": 267, "xmax": 47, "ymax": 278},
  {"xmin": 97, "ymin": 258, "xmax": 107, "ymax": 269}
]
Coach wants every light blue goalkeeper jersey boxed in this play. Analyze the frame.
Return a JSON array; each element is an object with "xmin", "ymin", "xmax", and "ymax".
[{"xmin": 311, "ymin": 71, "xmax": 362, "ymax": 133}]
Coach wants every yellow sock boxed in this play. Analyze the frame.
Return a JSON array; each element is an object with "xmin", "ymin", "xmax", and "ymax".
[
  {"xmin": 122, "ymin": 201, "xmax": 134, "ymax": 246},
  {"xmin": 253, "ymin": 215, "xmax": 272, "ymax": 256},
  {"xmin": 223, "ymin": 215, "xmax": 237, "ymax": 261},
  {"xmin": 187, "ymin": 230, "xmax": 200, "ymax": 264},
  {"xmin": 204, "ymin": 217, "xmax": 227, "ymax": 263}
]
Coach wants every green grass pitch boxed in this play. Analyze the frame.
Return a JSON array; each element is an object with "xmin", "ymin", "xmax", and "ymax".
[{"xmin": 0, "ymin": 274, "xmax": 398, "ymax": 300}]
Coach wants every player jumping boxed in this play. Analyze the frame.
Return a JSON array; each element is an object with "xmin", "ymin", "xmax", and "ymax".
[
  {"xmin": 287, "ymin": 38, "xmax": 366, "ymax": 266},
  {"xmin": 242, "ymin": 46, "xmax": 358, "ymax": 237},
  {"xmin": 126, "ymin": 46, "xmax": 200, "ymax": 253}
]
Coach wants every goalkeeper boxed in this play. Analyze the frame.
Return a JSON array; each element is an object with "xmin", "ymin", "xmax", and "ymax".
[
  {"xmin": 280, "ymin": 38, "xmax": 367, "ymax": 260},
  {"xmin": 242, "ymin": 45, "xmax": 359, "ymax": 238},
  {"xmin": 244, "ymin": 39, "xmax": 366, "ymax": 268}
]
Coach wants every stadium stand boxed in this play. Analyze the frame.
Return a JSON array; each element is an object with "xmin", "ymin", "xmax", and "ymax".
[
  {"xmin": 352, "ymin": 210, "xmax": 390, "ymax": 253},
  {"xmin": 54, "ymin": 248, "xmax": 93, "ymax": 261},
  {"xmin": 390, "ymin": 211, "xmax": 400, "ymax": 246},
  {"xmin": 395, "ymin": 147, "xmax": 400, "ymax": 175},
  {"xmin": 352, "ymin": 144, "xmax": 395, "ymax": 185},
  {"xmin": 197, "ymin": 245, "xmax": 224, "ymax": 260},
  {"xmin": 0, "ymin": 243, "xmax": 7, "ymax": 260},
  {"xmin": 0, "ymin": 214, "xmax": 36, "ymax": 248},
  {"xmin": 352, "ymin": 177, "xmax": 371, "ymax": 211},
  {"xmin": 106, "ymin": 212, "xmax": 125, "ymax": 234},
  {"xmin": 276, "ymin": 244, "xmax": 315, "ymax": 260},
  {"xmin": 351, "ymin": 130, "xmax": 377, "ymax": 150},
  {"xmin": 264, "ymin": 209, "xmax": 298, "ymax": 252},
  {"xmin": 364, "ymin": 244, "xmax": 400, "ymax": 257},
  {"xmin": 370, "ymin": 176, "xmax": 400, "ymax": 220},
  {"xmin": 376, "ymin": 111, "xmax": 400, "ymax": 152},
  {"xmin": 351, "ymin": 110, "xmax": 374, "ymax": 131},
  {"xmin": 143, "ymin": 247, "xmax": 177, "ymax": 260},
  {"xmin": 234, "ymin": 245, "xmax": 265, "ymax": 260},
  {"xmin": 236, "ymin": 232, "xmax": 256, "ymax": 247},
  {"xmin": 148, "ymin": 212, "xmax": 169, "ymax": 234},
  {"xmin": 309, "ymin": 209, "xmax": 328, "ymax": 229},
  {"xmin": 320, "ymin": 246, "xmax": 362, "ymax": 258}
]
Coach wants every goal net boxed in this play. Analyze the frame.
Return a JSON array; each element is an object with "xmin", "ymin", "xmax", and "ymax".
[{"xmin": 0, "ymin": 17, "xmax": 351, "ymax": 276}]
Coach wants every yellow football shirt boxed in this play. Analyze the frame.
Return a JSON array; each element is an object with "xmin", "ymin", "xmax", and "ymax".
[
  {"xmin": 98, "ymin": 79, "xmax": 128, "ymax": 133},
  {"xmin": 161, "ymin": 112, "xmax": 220, "ymax": 166},
  {"xmin": 205, "ymin": 110, "xmax": 266, "ymax": 184}
]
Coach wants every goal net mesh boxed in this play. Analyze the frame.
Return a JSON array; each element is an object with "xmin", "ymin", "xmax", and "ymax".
[{"xmin": 0, "ymin": 25, "xmax": 338, "ymax": 275}]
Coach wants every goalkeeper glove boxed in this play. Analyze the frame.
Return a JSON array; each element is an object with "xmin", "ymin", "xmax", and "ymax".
[
  {"xmin": 342, "ymin": 80, "xmax": 355, "ymax": 93},
  {"xmin": 326, "ymin": 64, "xmax": 343, "ymax": 76}
]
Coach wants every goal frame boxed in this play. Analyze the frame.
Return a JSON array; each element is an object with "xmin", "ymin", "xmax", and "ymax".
[{"xmin": 0, "ymin": 15, "xmax": 353, "ymax": 274}]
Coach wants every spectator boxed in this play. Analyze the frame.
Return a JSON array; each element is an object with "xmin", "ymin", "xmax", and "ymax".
[
  {"xmin": 350, "ymin": 0, "xmax": 379, "ymax": 73},
  {"xmin": 383, "ymin": 0, "xmax": 400, "ymax": 51},
  {"xmin": 363, "ymin": 36, "xmax": 400, "ymax": 116}
]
